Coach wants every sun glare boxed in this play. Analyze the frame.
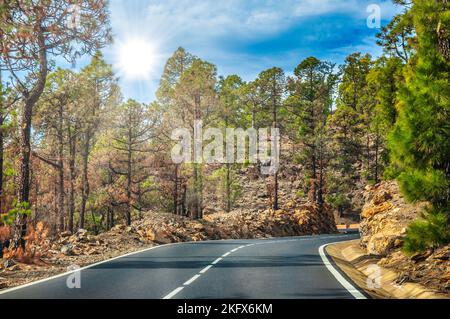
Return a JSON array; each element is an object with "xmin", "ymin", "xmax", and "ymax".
[{"xmin": 117, "ymin": 38, "xmax": 157, "ymax": 80}]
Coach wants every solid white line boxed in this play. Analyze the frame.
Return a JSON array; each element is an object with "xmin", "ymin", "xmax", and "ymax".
[
  {"xmin": 211, "ymin": 257, "xmax": 222, "ymax": 265},
  {"xmin": 230, "ymin": 248, "xmax": 239, "ymax": 252},
  {"xmin": 318, "ymin": 244, "xmax": 367, "ymax": 299},
  {"xmin": 0, "ymin": 242, "xmax": 183, "ymax": 296},
  {"xmin": 183, "ymin": 274, "xmax": 201, "ymax": 286},
  {"xmin": 199, "ymin": 265, "xmax": 213, "ymax": 274},
  {"xmin": 163, "ymin": 286, "xmax": 184, "ymax": 299},
  {"xmin": 222, "ymin": 252, "xmax": 231, "ymax": 257}
]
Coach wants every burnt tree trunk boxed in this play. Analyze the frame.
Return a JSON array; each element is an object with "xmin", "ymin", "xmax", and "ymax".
[
  {"xmin": 79, "ymin": 129, "xmax": 91, "ymax": 229},
  {"xmin": 13, "ymin": 31, "xmax": 48, "ymax": 249},
  {"xmin": 126, "ymin": 123, "xmax": 132, "ymax": 226},
  {"xmin": 57, "ymin": 104, "xmax": 65, "ymax": 231},
  {"xmin": 67, "ymin": 123, "xmax": 77, "ymax": 233}
]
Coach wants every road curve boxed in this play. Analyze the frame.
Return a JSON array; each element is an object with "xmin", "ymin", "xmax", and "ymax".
[{"xmin": 0, "ymin": 233, "xmax": 364, "ymax": 299}]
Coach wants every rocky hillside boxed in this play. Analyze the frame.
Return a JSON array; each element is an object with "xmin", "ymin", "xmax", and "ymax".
[{"xmin": 360, "ymin": 181, "xmax": 449, "ymax": 293}]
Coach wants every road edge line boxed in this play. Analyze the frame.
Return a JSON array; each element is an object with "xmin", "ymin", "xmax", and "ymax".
[
  {"xmin": 0, "ymin": 241, "xmax": 186, "ymax": 296},
  {"xmin": 319, "ymin": 243, "xmax": 367, "ymax": 300}
]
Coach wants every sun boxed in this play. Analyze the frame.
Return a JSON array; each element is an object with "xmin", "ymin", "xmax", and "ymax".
[{"xmin": 117, "ymin": 38, "xmax": 157, "ymax": 80}]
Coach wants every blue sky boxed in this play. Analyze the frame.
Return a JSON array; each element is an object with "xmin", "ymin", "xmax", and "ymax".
[{"xmin": 70, "ymin": 0, "xmax": 402, "ymax": 103}]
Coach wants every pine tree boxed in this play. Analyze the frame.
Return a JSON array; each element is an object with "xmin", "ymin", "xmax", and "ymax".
[
  {"xmin": 389, "ymin": 0, "xmax": 450, "ymax": 253},
  {"xmin": 286, "ymin": 57, "xmax": 336, "ymax": 207},
  {"xmin": 218, "ymin": 75, "xmax": 244, "ymax": 212},
  {"xmin": 257, "ymin": 67, "xmax": 286, "ymax": 210},
  {"xmin": 327, "ymin": 53, "xmax": 372, "ymax": 212}
]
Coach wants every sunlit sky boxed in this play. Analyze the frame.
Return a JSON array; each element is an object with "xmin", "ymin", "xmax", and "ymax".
[{"xmin": 62, "ymin": 0, "xmax": 402, "ymax": 104}]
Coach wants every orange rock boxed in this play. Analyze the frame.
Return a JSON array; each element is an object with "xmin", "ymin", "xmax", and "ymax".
[{"xmin": 362, "ymin": 202, "xmax": 394, "ymax": 218}]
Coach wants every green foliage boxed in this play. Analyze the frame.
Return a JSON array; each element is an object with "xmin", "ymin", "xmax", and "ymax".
[
  {"xmin": 295, "ymin": 190, "xmax": 305, "ymax": 199},
  {"xmin": 398, "ymin": 169, "xmax": 448, "ymax": 204},
  {"xmin": 1, "ymin": 201, "xmax": 31, "ymax": 225},
  {"xmin": 326, "ymin": 193, "xmax": 351, "ymax": 211},
  {"xmin": 403, "ymin": 207, "xmax": 450, "ymax": 254},
  {"xmin": 209, "ymin": 167, "xmax": 242, "ymax": 209},
  {"xmin": 388, "ymin": 0, "xmax": 450, "ymax": 252}
]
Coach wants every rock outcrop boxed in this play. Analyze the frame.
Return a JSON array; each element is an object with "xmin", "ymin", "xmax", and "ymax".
[
  {"xmin": 360, "ymin": 181, "xmax": 426, "ymax": 256},
  {"xmin": 360, "ymin": 181, "xmax": 449, "ymax": 293}
]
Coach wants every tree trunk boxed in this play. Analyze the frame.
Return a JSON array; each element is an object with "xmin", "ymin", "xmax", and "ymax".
[
  {"xmin": 57, "ymin": 104, "xmax": 65, "ymax": 232},
  {"xmin": 67, "ymin": 124, "xmax": 77, "ymax": 233},
  {"xmin": 272, "ymin": 92, "xmax": 279, "ymax": 211},
  {"xmin": 226, "ymin": 163, "xmax": 231, "ymax": 212},
  {"xmin": 173, "ymin": 164, "xmax": 179, "ymax": 215},
  {"xmin": 14, "ymin": 31, "xmax": 47, "ymax": 248},
  {"xmin": 317, "ymin": 146, "xmax": 325, "ymax": 212},
  {"xmin": 374, "ymin": 131, "xmax": 380, "ymax": 184},
  {"xmin": 80, "ymin": 132, "xmax": 90, "ymax": 229},
  {"xmin": 181, "ymin": 182, "xmax": 187, "ymax": 216},
  {"xmin": 0, "ymin": 67, "xmax": 4, "ymax": 215},
  {"xmin": 0, "ymin": 114, "xmax": 4, "ymax": 215},
  {"xmin": 126, "ymin": 127, "xmax": 132, "ymax": 226}
]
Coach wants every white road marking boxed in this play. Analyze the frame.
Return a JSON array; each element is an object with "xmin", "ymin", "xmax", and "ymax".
[
  {"xmin": 200, "ymin": 265, "xmax": 213, "ymax": 274},
  {"xmin": 319, "ymin": 244, "xmax": 367, "ymax": 300},
  {"xmin": 163, "ymin": 286, "xmax": 184, "ymax": 299},
  {"xmin": 0, "ymin": 233, "xmax": 357, "ymax": 299},
  {"xmin": 183, "ymin": 274, "xmax": 201, "ymax": 286},
  {"xmin": 0, "ymin": 241, "xmax": 186, "ymax": 296},
  {"xmin": 162, "ymin": 244, "xmax": 251, "ymax": 299}
]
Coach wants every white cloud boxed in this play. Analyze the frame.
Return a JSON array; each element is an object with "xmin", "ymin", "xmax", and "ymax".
[{"xmin": 106, "ymin": 0, "xmax": 400, "ymax": 102}]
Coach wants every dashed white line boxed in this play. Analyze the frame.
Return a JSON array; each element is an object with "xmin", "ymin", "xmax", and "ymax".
[
  {"xmin": 200, "ymin": 265, "xmax": 213, "ymax": 274},
  {"xmin": 183, "ymin": 274, "xmax": 201, "ymax": 286},
  {"xmin": 163, "ymin": 286, "xmax": 184, "ymax": 299},
  {"xmin": 163, "ymin": 245, "xmax": 249, "ymax": 299}
]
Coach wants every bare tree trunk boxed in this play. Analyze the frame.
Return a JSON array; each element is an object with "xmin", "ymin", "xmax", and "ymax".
[
  {"xmin": 126, "ymin": 127, "xmax": 132, "ymax": 226},
  {"xmin": 181, "ymin": 182, "xmax": 187, "ymax": 216},
  {"xmin": 57, "ymin": 105, "xmax": 65, "ymax": 232},
  {"xmin": 272, "ymin": 95, "xmax": 279, "ymax": 211},
  {"xmin": 226, "ymin": 163, "xmax": 231, "ymax": 212},
  {"xmin": 67, "ymin": 124, "xmax": 77, "ymax": 233},
  {"xmin": 173, "ymin": 164, "xmax": 179, "ymax": 215},
  {"xmin": 80, "ymin": 132, "xmax": 90, "ymax": 229},
  {"xmin": 366, "ymin": 134, "xmax": 371, "ymax": 181},
  {"xmin": 317, "ymin": 144, "xmax": 325, "ymax": 213}
]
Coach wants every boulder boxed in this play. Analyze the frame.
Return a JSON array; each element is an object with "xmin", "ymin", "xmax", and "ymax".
[{"xmin": 60, "ymin": 244, "xmax": 74, "ymax": 256}]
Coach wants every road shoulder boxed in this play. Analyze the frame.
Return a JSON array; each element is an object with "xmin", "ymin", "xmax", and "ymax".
[{"xmin": 326, "ymin": 240, "xmax": 448, "ymax": 299}]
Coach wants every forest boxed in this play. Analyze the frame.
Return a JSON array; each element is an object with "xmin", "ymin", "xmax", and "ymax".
[{"xmin": 0, "ymin": 0, "xmax": 448, "ymax": 259}]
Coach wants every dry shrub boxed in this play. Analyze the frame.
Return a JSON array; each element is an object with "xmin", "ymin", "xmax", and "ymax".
[
  {"xmin": 0, "ymin": 226, "xmax": 11, "ymax": 241},
  {"xmin": 3, "ymin": 222, "xmax": 50, "ymax": 265}
]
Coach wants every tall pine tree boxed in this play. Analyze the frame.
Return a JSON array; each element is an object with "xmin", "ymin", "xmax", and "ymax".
[{"xmin": 389, "ymin": 0, "xmax": 450, "ymax": 253}]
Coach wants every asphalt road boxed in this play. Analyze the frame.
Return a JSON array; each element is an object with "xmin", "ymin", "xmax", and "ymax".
[{"xmin": 0, "ymin": 233, "xmax": 364, "ymax": 299}]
